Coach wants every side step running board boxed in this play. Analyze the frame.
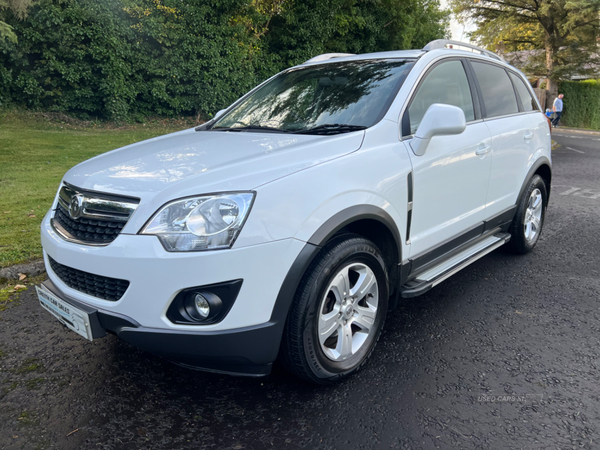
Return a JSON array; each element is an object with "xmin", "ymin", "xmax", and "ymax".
[{"xmin": 400, "ymin": 233, "xmax": 511, "ymax": 298}]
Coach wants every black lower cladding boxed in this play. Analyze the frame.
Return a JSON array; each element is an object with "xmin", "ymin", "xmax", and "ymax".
[
  {"xmin": 53, "ymin": 203, "xmax": 125, "ymax": 244},
  {"xmin": 48, "ymin": 257, "xmax": 130, "ymax": 301},
  {"xmin": 41, "ymin": 279, "xmax": 281, "ymax": 376},
  {"xmin": 115, "ymin": 324, "xmax": 280, "ymax": 376}
]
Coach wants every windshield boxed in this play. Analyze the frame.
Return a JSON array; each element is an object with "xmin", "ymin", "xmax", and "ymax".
[{"xmin": 211, "ymin": 59, "xmax": 415, "ymax": 134}]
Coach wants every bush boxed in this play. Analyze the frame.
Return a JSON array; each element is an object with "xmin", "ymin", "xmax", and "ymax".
[
  {"xmin": 0, "ymin": 0, "xmax": 260, "ymax": 121},
  {"xmin": 0, "ymin": 0, "xmax": 448, "ymax": 121},
  {"xmin": 559, "ymin": 79, "xmax": 600, "ymax": 130}
]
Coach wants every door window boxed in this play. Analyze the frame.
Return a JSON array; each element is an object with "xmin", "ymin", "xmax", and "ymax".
[
  {"xmin": 471, "ymin": 62, "xmax": 519, "ymax": 118},
  {"xmin": 509, "ymin": 72, "xmax": 539, "ymax": 112},
  {"xmin": 406, "ymin": 60, "xmax": 475, "ymax": 135}
]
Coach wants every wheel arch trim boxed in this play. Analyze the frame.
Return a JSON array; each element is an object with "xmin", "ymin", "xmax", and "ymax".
[
  {"xmin": 267, "ymin": 205, "xmax": 403, "ymax": 358},
  {"xmin": 306, "ymin": 205, "xmax": 403, "ymax": 257},
  {"xmin": 518, "ymin": 157, "xmax": 552, "ymax": 203}
]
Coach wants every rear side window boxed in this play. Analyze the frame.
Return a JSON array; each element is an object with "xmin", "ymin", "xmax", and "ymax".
[
  {"xmin": 471, "ymin": 62, "xmax": 518, "ymax": 118},
  {"xmin": 509, "ymin": 72, "xmax": 539, "ymax": 112},
  {"xmin": 406, "ymin": 60, "xmax": 475, "ymax": 135}
]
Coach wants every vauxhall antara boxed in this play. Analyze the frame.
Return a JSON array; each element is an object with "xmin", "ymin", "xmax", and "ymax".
[{"xmin": 37, "ymin": 40, "xmax": 552, "ymax": 384}]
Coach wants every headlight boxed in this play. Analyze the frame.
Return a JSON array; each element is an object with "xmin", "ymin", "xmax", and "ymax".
[{"xmin": 140, "ymin": 192, "xmax": 255, "ymax": 252}]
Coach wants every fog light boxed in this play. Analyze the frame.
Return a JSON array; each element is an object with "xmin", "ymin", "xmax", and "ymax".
[
  {"xmin": 167, "ymin": 280, "xmax": 242, "ymax": 326},
  {"xmin": 182, "ymin": 291, "xmax": 224, "ymax": 323},
  {"xmin": 195, "ymin": 294, "xmax": 210, "ymax": 318}
]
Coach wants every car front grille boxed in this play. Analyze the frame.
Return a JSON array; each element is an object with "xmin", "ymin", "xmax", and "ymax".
[
  {"xmin": 48, "ymin": 256, "xmax": 130, "ymax": 301},
  {"xmin": 51, "ymin": 183, "xmax": 139, "ymax": 245},
  {"xmin": 54, "ymin": 203, "xmax": 126, "ymax": 244}
]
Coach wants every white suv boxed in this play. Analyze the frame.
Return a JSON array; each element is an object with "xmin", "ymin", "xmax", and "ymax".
[{"xmin": 37, "ymin": 40, "xmax": 551, "ymax": 384}]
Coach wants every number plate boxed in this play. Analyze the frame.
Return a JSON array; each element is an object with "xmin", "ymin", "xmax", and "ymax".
[{"xmin": 36, "ymin": 285, "xmax": 93, "ymax": 341}]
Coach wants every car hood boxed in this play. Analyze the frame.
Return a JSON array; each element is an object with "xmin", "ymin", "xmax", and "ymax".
[{"xmin": 63, "ymin": 128, "xmax": 364, "ymax": 225}]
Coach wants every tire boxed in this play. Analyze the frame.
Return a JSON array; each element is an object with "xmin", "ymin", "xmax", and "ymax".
[
  {"xmin": 280, "ymin": 234, "xmax": 389, "ymax": 384},
  {"xmin": 508, "ymin": 174, "xmax": 548, "ymax": 254}
]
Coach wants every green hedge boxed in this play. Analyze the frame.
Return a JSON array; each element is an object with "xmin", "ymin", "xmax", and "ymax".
[
  {"xmin": 0, "ymin": 0, "xmax": 448, "ymax": 121},
  {"xmin": 0, "ymin": 0, "xmax": 261, "ymax": 121},
  {"xmin": 559, "ymin": 79, "xmax": 600, "ymax": 130}
]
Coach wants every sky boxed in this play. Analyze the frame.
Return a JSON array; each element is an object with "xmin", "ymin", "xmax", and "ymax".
[{"xmin": 440, "ymin": 0, "xmax": 475, "ymax": 43}]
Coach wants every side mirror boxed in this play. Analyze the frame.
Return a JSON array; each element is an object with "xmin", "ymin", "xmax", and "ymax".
[
  {"xmin": 214, "ymin": 109, "xmax": 227, "ymax": 120},
  {"xmin": 409, "ymin": 104, "xmax": 466, "ymax": 156}
]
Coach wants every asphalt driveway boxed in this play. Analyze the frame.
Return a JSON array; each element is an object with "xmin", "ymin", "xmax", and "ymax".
[{"xmin": 1, "ymin": 130, "xmax": 599, "ymax": 450}]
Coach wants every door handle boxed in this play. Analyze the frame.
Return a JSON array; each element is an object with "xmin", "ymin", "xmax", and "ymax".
[
  {"xmin": 523, "ymin": 131, "xmax": 534, "ymax": 140},
  {"xmin": 475, "ymin": 146, "xmax": 490, "ymax": 156}
]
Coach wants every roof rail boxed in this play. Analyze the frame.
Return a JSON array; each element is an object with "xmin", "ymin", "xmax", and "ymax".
[
  {"xmin": 423, "ymin": 39, "xmax": 504, "ymax": 62},
  {"xmin": 303, "ymin": 53, "xmax": 355, "ymax": 64}
]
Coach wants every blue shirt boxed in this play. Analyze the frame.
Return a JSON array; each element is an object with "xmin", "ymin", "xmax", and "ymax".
[{"xmin": 554, "ymin": 98, "xmax": 563, "ymax": 112}]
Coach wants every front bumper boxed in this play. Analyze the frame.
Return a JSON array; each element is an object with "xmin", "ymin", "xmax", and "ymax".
[
  {"xmin": 41, "ymin": 211, "xmax": 304, "ymax": 331},
  {"xmin": 42, "ymin": 279, "xmax": 281, "ymax": 376},
  {"xmin": 40, "ymin": 210, "xmax": 308, "ymax": 376}
]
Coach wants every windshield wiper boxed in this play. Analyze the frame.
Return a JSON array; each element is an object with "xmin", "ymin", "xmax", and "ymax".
[
  {"xmin": 210, "ymin": 125, "xmax": 290, "ymax": 133},
  {"xmin": 292, "ymin": 124, "xmax": 368, "ymax": 135}
]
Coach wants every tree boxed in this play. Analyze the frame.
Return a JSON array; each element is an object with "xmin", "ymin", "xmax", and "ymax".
[
  {"xmin": 0, "ymin": 0, "xmax": 34, "ymax": 42},
  {"xmin": 451, "ymin": 0, "xmax": 600, "ymax": 94},
  {"xmin": 262, "ymin": 0, "xmax": 449, "ymax": 70}
]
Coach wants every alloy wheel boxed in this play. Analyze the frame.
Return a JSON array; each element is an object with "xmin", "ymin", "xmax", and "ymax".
[
  {"xmin": 317, "ymin": 263, "xmax": 379, "ymax": 362},
  {"xmin": 524, "ymin": 188, "xmax": 543, "ymax": 243}
]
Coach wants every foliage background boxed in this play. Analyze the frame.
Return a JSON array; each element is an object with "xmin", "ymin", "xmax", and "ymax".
[
  {"xmin": 450, "ymin": 0, "xmax": 600, "ymax": 95},
  {"xmin": 559, "ymin": 80, "xmax": 600, "ymax": 130},
  {"xmin": 0, "ymin": 0, "xmax": 449, "ymax": 121}
]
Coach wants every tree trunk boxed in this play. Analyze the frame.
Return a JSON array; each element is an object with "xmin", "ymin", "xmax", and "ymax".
[{"xmin": 545, "ymin": 36, "xmax": 558, "ymax": 101}]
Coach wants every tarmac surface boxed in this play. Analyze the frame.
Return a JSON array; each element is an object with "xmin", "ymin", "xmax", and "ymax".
[{"xmin": 1, "ymin": 130, "xmax": 599, "ymax": 449}]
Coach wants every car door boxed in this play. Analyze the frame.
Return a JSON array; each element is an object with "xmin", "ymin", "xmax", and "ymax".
[
  {"xmin": 468, "ymin": 60, "xmax": 537, "ymax": 218},
  {"xmin": 401, "ymin": 58, "xmax": 493, "ymax": 258}
]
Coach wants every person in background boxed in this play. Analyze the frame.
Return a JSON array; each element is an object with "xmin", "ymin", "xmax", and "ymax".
[{"xmin": 552, "ymin": 94, "xmax": 564, "ymax": 128}]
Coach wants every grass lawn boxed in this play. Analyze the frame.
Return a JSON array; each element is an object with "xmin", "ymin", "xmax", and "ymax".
[{"xmin": 0, "ymin": 110, "xmax": 197, "ymax": 269}]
